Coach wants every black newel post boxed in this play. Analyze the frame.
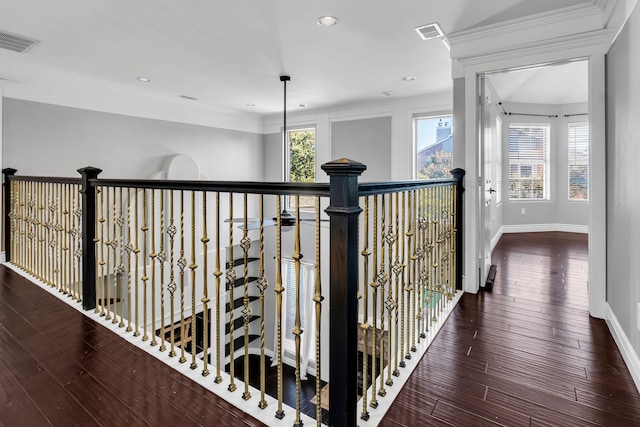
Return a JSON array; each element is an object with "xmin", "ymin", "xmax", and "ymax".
[
  {"xmin": 450, "ymin": 168, "xmax": 465, "ymax": 290},
  {"xmin": 2, "ymin": 168, "xmax": 17, "ymax": 263},
  {"xmin": 321, "ymin": 158, "xmax": 366, "ymax": 427},
  {"xmin": 78, "ymin": 166, "xmax": 102, "ymax": 311}
]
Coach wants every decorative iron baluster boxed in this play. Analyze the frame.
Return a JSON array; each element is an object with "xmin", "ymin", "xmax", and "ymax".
[
  {"xmin": 226, "ymin": 193, "xmax": 237, "ymax": 389},
  {"xmin": 274, "ymin": 197, "xmax": 285, "ymax": 419},
  {"xmin": 201, "ymin": 192, "xmax": 210, "ymax": 376},
  {"xmin": 213, "ymin": 192, "xmax": 222, "ymax": 381},
  {"xmin": 360, "ymin": 196, "xmax": 370, "ymax": 421},
  {"xmin": 257, "ymin": 194, "xmax": 268, "ymax": 408},
  {"xmin": 241, "ymin": 193, "xmax": 251, "ymax": 400}
]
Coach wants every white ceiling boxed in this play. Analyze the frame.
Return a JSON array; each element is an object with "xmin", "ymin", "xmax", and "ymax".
[
  {"xmin": 0, "ymin": 0, "xmax": 592, "ymax": 125},
  {"xmin": 488, "ymin": 60, "xmax": 589, "ymax": 105}
]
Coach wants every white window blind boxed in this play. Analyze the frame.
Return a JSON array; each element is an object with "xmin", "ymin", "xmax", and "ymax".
[
  {"xmin": 283, "ymin": 259, "xmax": 314, "ymax": 346},
  {"xmin": 568, "ymin": 122, "xmax": 589, "ymax": 200},
  {"xmin": 508, "ymin": 124, "xmax": 550, "ymax": 200}
]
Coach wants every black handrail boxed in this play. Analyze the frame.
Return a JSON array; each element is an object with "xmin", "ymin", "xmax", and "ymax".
[{"xmin": 2, "ymin": 161, "xmax": 465, "ymax": 427}]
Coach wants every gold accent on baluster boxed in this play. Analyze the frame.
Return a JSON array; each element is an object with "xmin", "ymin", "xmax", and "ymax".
[
  {"xmin": 97, "ymin": 187, "xmax": 105, "ymax": 314},
  {"xmin": 78, "ymin": 185, "xmax": 85, "ymax": 303},
  {"xmin": 158, "ymin": 189, "xmax": 167, "ymax": 350},
  {"xmin": 386, "ymin": 192, "xmax": 395, "ymax": 385},
  {"xmin": 108, "ymin": 186, "xmax": 117, "ymax": 321},
  {"xmin": 133, "ymin": 189, "xmax": 141, "ymax": 337},
  {"xmin": 213, "ymin": 192, "xmax": 223, "ymax": 381},
  {"xmin": 432, "ymin": 186, "xmax": 440, "ymax": 323},
  {"xmin": 369, "ymin": 194, "xmax": 379, "ymax": 409},
  {"xmin": 38, "ymin": 182, "xmax": 45, "ymax": 283},
  {"xmin": 411, "ymin": 189, "xmax": 418, "ymax": 353},
  {"xmin": 118, "ymin": 187, "xmax": 125, "ymax": 327},
  {"xmin": 106, "ymin": 186, "xmax": 114, "ymax": 318},
  {"xmin": 274, "ymin": 197, "xmax": 285, "ymax": 419},
  {"xmin": 125, "ymin": 187, "xmax": 133, "ymax": 332},
  {"xmin": 257, "ymin": 194, "xmax": 268, "ymax": 408},
  {"xmin": 451, "ymin": 184, "xmax": 457, "ymax": 294},
  {"xmin": 201, "ymin": 192, "xmax": 210, "ymax": 376},
  {"xmin": 360, "ymin": 196, "xmax": 370, "ymax": 421},
  {"xmin": 378, "ymin": 194, "xmax": 387, "ymax": 397},
  {"xmin": 65, "ymin": 184, "xmax": 70, "ymax": 297},
  {"xmin": 393, "ymin": 193, "xmax": 405, "ymax": 377},
  {"xmin": 149, "ymin": 189, "xmax": 158, "ymax": 346},
  {"xmin": 241, "ymin": 193, "xmax": 251, "ymax": 399},
  {"xmin": 405, "ymin": 191, "xmax": 415, "ymax": 360},
  {"xmin": 226, "ymin": 194, "xmax": 237, "ymax": 389},
  {"xmin": 292, "ymin": 196, "xmax": 303, "ymax": 427},
  {"xmin": 141, "ymin": 189, "xmax": 149, "ymax": 341},
  {"xmin": 178, "ymin": 191, "xmax": 187, "ymax": 362},
  {"xmin": 168, "ymin": 190, "xmax": 177, "ymax": 355},
  {"xmin": 313, "ymin": 196, "xmax": 323, "ymax": 425},
  {"xmin": 189, "ymin": 191, "xmax": 198, "ymax": 369}
]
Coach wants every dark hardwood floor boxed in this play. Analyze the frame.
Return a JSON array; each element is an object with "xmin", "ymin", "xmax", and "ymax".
[
  {"xmin": 0, "ymin": 266, "xmax": 267, "ymax": 427},
  {"xmin": 2, "ymin": 232, "xmax": 640, "ymax": 426},
  {"xmin": 380, "ymin": 232, "xmax": 640, "ymax": 427}
]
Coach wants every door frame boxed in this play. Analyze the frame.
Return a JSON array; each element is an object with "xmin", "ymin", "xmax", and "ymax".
[{"xmin": 457, "ymin": 49, "xmax": 606, "ymax": 319}]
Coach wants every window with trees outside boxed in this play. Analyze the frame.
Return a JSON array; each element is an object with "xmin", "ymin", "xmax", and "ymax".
[
  {"xmin": 415, "ymin": 115, "xmax": 454, "ymax": 179},
  {"xmin": 286, "ymin": 127, "xmax": 316, "ymax": 209},
  {"xmin": 568, "ymin": 122, "xmax": 589, "ymax": 200},
  {"xmin": 508, "ymin": 124, "xmax": 550, "ymax": 200}
]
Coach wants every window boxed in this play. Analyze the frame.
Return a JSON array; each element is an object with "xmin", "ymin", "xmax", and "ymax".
[
  {"xmin": 415, "ymin": 115, "xmax": 454, "ymax": 179},
  {"xmin": 285, "ymin": 127, "xmax": 316, "ymax": 209},
  {"xmin": 508, "ymin": 124, "xmax": 550, "ymax": 200},
  {"xmin": 568, "ymin": 122, "xmax": 589, "ymax": 200}
]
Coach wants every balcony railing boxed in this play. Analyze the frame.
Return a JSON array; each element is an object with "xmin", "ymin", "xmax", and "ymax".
[{"xmin": 3, "ymin": 160, "xmax": 464, "ymax": 427}]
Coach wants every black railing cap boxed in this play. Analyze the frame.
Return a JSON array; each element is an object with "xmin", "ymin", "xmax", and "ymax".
[
  {"xmin": 450, "ymin": 168, "xmax": 466, "ymax": 180},
  {"xmin": 77, "ymin": 166, "xmax": 103, "ymax": 178},
  {"xmin": 321, "ymin": 158, "xmax": 367, "ymax": 176}
]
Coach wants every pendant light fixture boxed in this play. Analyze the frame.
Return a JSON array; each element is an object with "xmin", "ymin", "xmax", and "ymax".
[{"xmin": 279, "ymin": 74, "xmax": 297, "ymax": 227}]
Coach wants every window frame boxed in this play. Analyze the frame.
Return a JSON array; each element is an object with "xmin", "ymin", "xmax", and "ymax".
[
  {"xmin": 567, "ymin": 121, "xmax": 589, "ymax": 201},
  {"xmin": 413, "ymin": 113, "xmax": 454, "ymax": 180},
  {"xmin": 284, "ymin": 126, "xmax": 316, "ymax": 210},
  {"xmin": 507, "ymin": 123, "xmax": 551, "ymax": 201}
]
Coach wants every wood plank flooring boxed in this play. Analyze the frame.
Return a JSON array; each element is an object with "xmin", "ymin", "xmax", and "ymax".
[
  {"xmin": 0, "ymin": 266, "xmax": 267, "ymax": 427},
  {"xmin": 2, "ymin": 232, "xmax": 640, "ymax": 426},
  {"xmin": 380, "ymin": 232, "xmax": 640, "ymax": 427}
]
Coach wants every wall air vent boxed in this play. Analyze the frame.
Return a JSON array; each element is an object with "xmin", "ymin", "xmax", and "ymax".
[
  {"xmin": 0, "ymin": 30, "xmax": 39, "ymax": 53},
  {"xmin": 415, "ymin": 23, "xmax": 444, "ymax": 41}
]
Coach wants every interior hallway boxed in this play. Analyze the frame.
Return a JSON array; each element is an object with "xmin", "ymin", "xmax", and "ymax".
[{"xmin": 380, "ymin": 232, "xmax": 640, "ymax": 426}]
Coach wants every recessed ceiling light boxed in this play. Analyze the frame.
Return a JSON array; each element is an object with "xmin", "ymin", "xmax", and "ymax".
[
  {"xmin": 179, "ymin": 95, "xmax": 198, "ymax": 101},
  {"xmin": 382, "ymin": 91, "xmax": 393, "ymax": 97},
  {"xmin": 246, "ymin": 103, "xmax": 256, "ymax": 107},
  {"xmin": 402, "ymin": 76, "xmax": 416, "ymax": 81},
  {"xmin": 137, "ymin": 77, "xmax": 151, "ymax": 82},
  {"xmin": 317, "ymin": 16, "xmax": 339, "ymax": 26},
  {"xmin": 298, "ymin": 103, "xmax": 307, "ymax": 108}
]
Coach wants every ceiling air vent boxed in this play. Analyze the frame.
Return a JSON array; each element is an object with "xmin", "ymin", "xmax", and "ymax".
[
  {"xmin": 0, "ymin": 30, "xmax": 39, "ymax": 53},
  {"xmin": 415, "ymin": 23, "xmax": 444, "ymax": 41}
]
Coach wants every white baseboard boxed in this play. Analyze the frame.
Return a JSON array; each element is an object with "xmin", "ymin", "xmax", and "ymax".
[
  {"xmin": 490, "ymin": 226, "xmax": 504, "ymax": 251},
  {"xmin": 501, "ymin": 223, "xmax": 588, "ymax": 234},
  {"xmin": 604, "ymin": 303, "xmax": 640, "ymax": 394}
]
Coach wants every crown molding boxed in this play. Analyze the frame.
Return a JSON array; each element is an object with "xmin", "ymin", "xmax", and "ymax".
[
  {"xmin": 448, "ymin": 2, "xmax": 603, "ymax": 47},
  {"xmin": 456, "ymin": 28, "xmax": 616, "ymax": 69}
]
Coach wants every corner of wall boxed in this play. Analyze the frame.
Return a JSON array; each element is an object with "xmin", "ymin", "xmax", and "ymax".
[{"xmin": 605, "ymin": 303, "xmax": 640, "ymax": 394}]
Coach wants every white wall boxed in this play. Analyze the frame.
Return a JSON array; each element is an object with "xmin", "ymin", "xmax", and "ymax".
[
  {"xmin": 2, "ymin": 98, "xmax": 264, "ymax": 181},
  {"xmin": 606, "ymin": 0, "xmax": 640, "ymax": 376},
  {"xmin": 331, "ymin": 117, "xmax": 392, "ymax": 182},
  {"xmin": 499, "ymin": 101, "xmax": 589, "ymax": 230}
]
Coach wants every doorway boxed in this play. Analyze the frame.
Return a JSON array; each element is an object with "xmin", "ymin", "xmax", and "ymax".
[{"xmin": 476, "ymin": 59, "xmax": 590, "ymax": 292}]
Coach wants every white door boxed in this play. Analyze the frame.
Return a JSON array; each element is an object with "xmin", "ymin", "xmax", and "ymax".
[{"xmin": 478, "ymin": 75, "xmax": 495, "ymax": 286}]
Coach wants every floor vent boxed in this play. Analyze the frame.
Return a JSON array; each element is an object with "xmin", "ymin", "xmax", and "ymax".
[{"xmin": 0, "ymin": 30, "xmax": 39, "ymax": 53}]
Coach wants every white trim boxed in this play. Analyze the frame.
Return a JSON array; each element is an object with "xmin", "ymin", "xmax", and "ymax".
[
  {"xmin": 605, "ymin": 303, "xmax": 640, "ymax": 394},
  {"xmin": 490, "ymin": 226, "xmax": 504, "ymax": 251},
  {"xmin": 456, "ymin": 29, "xmax": 615, "ymax": 69},
  {"xmin": 501, "ymin": 223, "xmax": 588, "ymax": 234},
  {"xmin": 448, "ymin": 3, "xmax": 603, "ymax": 45}
]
